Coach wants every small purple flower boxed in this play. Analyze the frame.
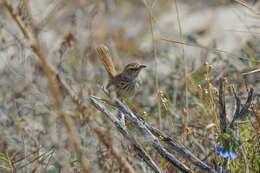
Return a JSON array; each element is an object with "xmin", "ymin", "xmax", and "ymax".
[{"xmin": 215, "ymin": 145, "xmax": 237, "ymax": 160}]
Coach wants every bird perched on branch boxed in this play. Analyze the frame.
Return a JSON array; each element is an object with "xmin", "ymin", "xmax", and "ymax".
[{"xmin": 96, "ymin": 45, "xmax": 146, "ymax": 99}]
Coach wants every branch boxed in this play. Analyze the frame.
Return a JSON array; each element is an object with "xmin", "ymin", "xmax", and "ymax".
[
  {"xmin": 94, "ymin": 94, "xmax": 215, "ymax": 172},
  {"xmin": 230, "ymin": 88, "xmax": 254, "ymax": 129},
  {"xmin": 219, "ymin": 78, "xmax": 227, "ymax": 133},
  {"xmin": 92, "ymin": 96, "xmax": 198, "ymax": 173},
  {"xmin": 89, "ymin": 97, "xmax": 162, "ymax": 173}
]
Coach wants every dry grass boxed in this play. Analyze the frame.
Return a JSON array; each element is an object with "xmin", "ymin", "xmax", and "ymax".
[{"xmin": 0, "ymin": 0, "xmax": 259, "ymax": 173}]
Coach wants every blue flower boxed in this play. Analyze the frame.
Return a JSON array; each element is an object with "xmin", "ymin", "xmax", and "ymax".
[{"xmin": 215, "ymin": 145, "xmax": 237, "ymax": 160}]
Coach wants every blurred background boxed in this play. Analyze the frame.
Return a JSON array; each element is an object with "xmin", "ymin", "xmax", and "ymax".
[{"xmin": 0, "ymin": 0, "xmax": 259, "ymax": 172}]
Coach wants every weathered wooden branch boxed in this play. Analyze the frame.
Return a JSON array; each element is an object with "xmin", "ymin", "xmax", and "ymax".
[
  {"xmin": 89, "ymin": 97, "xmax": 162, "ymax": 173},
  {"xmin": 90, "ymin": 94, "xmax": 216, "ymax": 172}
]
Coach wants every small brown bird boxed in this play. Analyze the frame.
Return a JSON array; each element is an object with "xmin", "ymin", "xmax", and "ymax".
[
  {"xmin": 106, "ymin": 63, "xmax": 146, "ymax": 98},
  {"xmin": 96, "ymin": 45, "xmax": 146, "ymax": 99}
]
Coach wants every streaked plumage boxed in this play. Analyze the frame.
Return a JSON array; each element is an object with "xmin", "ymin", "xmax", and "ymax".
[{"xmin": 106, "ymin": 63, "xmax": 146, "ymax": 98}]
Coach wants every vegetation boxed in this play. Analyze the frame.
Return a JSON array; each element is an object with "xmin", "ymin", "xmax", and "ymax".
[{"xmin": 0, "ymin": 0, "xmax": 259, "ymax": 172}]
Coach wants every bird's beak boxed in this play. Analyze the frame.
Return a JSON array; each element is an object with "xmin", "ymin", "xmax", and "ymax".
[{"xmin": 139, "ymin": 64, "xmax": 147, "ymax": 69}]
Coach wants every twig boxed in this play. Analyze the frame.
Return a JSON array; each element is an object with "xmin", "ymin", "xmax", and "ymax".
[
  {"xmin": 219, "ymin": 78, "xmax": 227, "ymax": 133},
  {"xmin": 160, "ymin": 38, "xmax": 260, "ymax": 62},
  {"xmin": 89, "ymin": 97, "xmax": 162, "ymax": 173},
  {"xmin": 95, "ymin": 95, "xmax": 214, "ymax": 172},
  {"xmin": 94, "ymin": 96, "xmax": 206, "ymax": 172},
  {"xmin": 144, "ymin": 0, "xmax": 162, "ymax": 130},
  {"xmin": 144, "ymin": 121, "xmax": 214, "ymax": 173},
  {"xmin": 230, "ymin": 88, "xmax": 254, "ymax": 128},
  {"xmin": 17, "ymin": 148, "xmax": 55, "ymax": 169},
  {"xmin": 174, "ymin": 0, "xmax": 189, "ymax": 145}
]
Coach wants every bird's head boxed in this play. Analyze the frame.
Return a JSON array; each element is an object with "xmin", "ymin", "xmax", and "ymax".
[{"xmin": 122, "ymin": 63, "xmax": 147, "ymax": 78}]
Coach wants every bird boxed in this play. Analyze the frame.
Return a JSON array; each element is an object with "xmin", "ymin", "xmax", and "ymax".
[
  {"xmin": 106, "ymin": 63, "xmax": 146, "ymax": 98},
  {"xmin": 96, "ymin": 45, "xmax": 146, "ymax": 99}
]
